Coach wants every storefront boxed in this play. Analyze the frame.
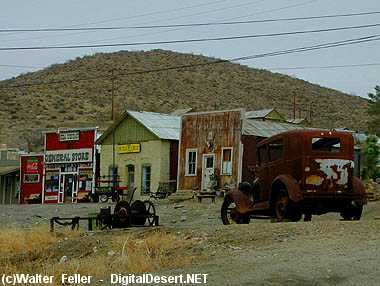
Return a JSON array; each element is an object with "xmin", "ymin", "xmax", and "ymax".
[
  {"xmin": 20, "ymin": 154, "xmax": 44, "ymax": 204},
  {"xmin": 43, "ymin": 127, "xmax": 97, "ymax": 204}
]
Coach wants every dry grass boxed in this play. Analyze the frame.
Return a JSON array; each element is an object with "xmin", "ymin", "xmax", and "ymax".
[{"xmin": 0, "ymin": 227, "xmax": 199, "ymax": 284}]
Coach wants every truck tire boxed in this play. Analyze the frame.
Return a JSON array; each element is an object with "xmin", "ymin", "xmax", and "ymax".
[{"xmin": 273, "ymin": 190, "xmax": 290, "ymax": 222}]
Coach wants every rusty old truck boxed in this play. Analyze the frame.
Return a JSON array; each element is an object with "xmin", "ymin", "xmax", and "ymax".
[{"xmin": 221, "ymin": 130, "xmax": 366, "ymax": 224}]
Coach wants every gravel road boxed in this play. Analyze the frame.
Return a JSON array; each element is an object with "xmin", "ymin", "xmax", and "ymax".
[{"xmin": 1, "ymin": 199, "xmax": 380, "ymax": 285}]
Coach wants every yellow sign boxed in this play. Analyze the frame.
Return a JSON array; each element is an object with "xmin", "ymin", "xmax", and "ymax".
[{"xmin": 118, "ymin": 144, "xmax": 141, "ymax": 154}]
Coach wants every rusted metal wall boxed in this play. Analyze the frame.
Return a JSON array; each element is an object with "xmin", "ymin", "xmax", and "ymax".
[{"xmin": 178, "ymin": 110, "xmax": 243, "ymax": 191}]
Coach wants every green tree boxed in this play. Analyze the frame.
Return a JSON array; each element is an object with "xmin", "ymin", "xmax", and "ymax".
[
  {"xmin": 362, "ymin": 135, "xmax": 380, "ymax": 180},
  {"xmin": 368, "ymin": 86, "xmax": 380, "ymax": 135}
]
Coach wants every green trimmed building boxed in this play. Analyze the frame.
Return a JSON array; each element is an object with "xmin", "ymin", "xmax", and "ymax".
[{"xmin": 96, "ymin": 110, "xmax": 180, "ymax": 199}]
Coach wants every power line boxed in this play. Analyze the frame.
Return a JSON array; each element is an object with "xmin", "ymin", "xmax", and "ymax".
[
  {"xmin": 73, "ymin": 0, "xmax": 315, "ymax": 47},
  {"xmin": 2, "ymin": 11, "xmax": 380, "ymax": 33},
  {"xmin": 267, "ymin": 62, "xmax": 380, "ymax": 70},
  {"xmin": 0, "ymin": 0, "xmax": 261, "ymax": 44},
  {"xmin": 1, "ymin": 23, "xmax": 379, "ymax": 51},
  {"xmin": 70, "ymin": 0, "xmax": 231, "ymax": 27},
  {"xmin": 0, "ymin": 64, "xmax": 44, "ymax": 69},
  {"xmin": 0, "ymin": 34, "xmax": 379, "ymax": 90}
]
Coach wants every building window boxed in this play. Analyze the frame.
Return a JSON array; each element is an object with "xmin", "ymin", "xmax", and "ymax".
[
  {"xmin": 141, "ymin": 165, "xmax": 151, "ymax": 195},
  {"xmin": 185, "ymin": 149, "xmax": 197, "ymax": 176},
  {"xmin": 127, "ymin": 164, "xmax": 135, "ymax": 190},
  {"xmin": 221, "ymin": 147, "xmax": 233, "ymax": 175}
]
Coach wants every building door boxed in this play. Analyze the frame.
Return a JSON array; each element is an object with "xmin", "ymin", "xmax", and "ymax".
[
  {"xmin": 202, "ymin": 154, "xmax": 215, "ymax": 191},
  {"xmin": 59, "ymin": 173, "xmax": 78, "ymax": 203}
]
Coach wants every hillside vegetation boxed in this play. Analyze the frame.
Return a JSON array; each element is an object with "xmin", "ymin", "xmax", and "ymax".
[{"xmin": 0, "ymin": 49, "xmax": 368, "ymax": 148}]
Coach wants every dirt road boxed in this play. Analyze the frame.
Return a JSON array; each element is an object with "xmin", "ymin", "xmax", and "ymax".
[{"xmin": 1, "ymin": 200, "xmax": 380, "ymax": 285}]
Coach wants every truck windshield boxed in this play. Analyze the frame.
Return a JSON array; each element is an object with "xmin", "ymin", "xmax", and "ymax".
[{"xmin": 312, "ymin": 137, "xmax": 341, "ymax": 153}]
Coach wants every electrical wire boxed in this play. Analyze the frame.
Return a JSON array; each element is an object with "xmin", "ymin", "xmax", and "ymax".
[
  {"xmin": 267, "ymin": 63, "xmax": 380, "ymax": 70},
  {"xmin": 18, "ymin": 2, "xmax": 380, "ymax": 32},
  {"xmin": 0, "ymin": 23, "xmax": 379, "ymax": 51},
  {"xmin": 0, "ymin": 34, "xmax": 379, "ymax": 90},
  {"xmin": 2, "ymin": 10, "xmax": 380, "ymax": 33}
]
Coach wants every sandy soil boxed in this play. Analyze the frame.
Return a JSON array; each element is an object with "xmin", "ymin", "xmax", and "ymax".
[{"xmin": 1, "ymin": 199, "xmax": 380, "ymax": 285}]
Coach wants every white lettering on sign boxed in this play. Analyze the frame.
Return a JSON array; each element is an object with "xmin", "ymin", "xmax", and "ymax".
[
  {"xmin": 59, "ymin": 131, "xmax": 80, "ymax": 141},
  {"xmin": 45, "ymin": 149, "xmax": 93, "ymax": 164}
]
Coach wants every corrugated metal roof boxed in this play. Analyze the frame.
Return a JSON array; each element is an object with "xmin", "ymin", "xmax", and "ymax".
[
  {"xmin": 0, "ymin": 166, "xmax": 19, "ymax": 176},
  {"xmin": 243, "ymin": 119, "xmax": 307, "ymax": 138},
  {"xmin": 127, "ymin": 110, "xmax": 180, "ymax": 140},
  {"xmin": 245, "ymin": 108, "xmax": 274, "ymax": 119},
  {"xmin": 170, "ymin": 108, "xmax": 193, "ymax": 116}
]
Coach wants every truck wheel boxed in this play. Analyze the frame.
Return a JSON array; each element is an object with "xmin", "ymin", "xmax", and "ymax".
[
  {"xmin": 288, "ymin": 210, "xmax": 302, "ymax": 222},
  {"xmin": 274, "ymin": 190, "xmax": 290, "ymax": 222},
  {"xmin": 341, "ymin": 204, "xmax": 363, "ymax": 221},
  {"xmin": 221, "ymin": 196, "xmax": 250, "ymax": 225}
]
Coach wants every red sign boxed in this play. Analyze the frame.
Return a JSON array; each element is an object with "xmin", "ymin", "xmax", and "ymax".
[
  {"xmin": 45, "ymin": 129, "xmax": 95, "ymax": 151},
  {"xmin": 20, "ymin": 154, "xmax": 44, "ymax": 204}
]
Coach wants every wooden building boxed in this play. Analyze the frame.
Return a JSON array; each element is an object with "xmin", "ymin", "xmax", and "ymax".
[
  {"xmin": 177, "ymin": 109, "xmax": 307, "ymax": 192},
  {"xmin": 96, "ymin": 110, "xmax": 180, "ymax": 199}
]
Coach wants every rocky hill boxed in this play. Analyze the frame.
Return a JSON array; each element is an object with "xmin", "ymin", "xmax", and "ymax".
[{"xmin": 0, "ymin": 49, "xmax": 369, "ymax": 149}]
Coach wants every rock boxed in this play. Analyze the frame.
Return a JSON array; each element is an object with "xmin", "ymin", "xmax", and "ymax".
[
  {"xmin": 180, "ymin": 216, "xmax": 187, "ymax": 222},
  {"xmin": 228, "ymin": 245, "xmax": 242, "ymax": 250},
  {"xmin": 174, "ymin": 205, "xmax": 184, "ymax": 209},
  {"xmin": 93, "ymin": 246, "xmax": 98, "ymax": 253},
  {"xmin": 171, "ymin": 220, "xmax": 177, "ymax": 224},
  {"xmin": 59, "ymin": 255, "xmax": 68, "ymax": 263},
  {"xmin": 107, "ymin": 250, "xmax": 115, "ymax": 256}
]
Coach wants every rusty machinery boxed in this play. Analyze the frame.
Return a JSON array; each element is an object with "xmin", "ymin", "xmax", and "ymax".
[{"xmin": 50, "ymin": 188, "xmax": 158, "ymax": 231}]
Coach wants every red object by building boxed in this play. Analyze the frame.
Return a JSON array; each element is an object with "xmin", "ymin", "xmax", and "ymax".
[
  {"xmin": 43, "ymin": 128, "xmax": 97, "ymax": 204},
  {"xmin": 20, "ymin": 154, "xmax": 44, "ymax": 204}
]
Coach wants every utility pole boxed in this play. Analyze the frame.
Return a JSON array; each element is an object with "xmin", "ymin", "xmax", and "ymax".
[
  {"xmin": 110, "ymin": 69, "xmax": 116, "ymax": 188},
  {"xmin": 309, "ymin": 103, "xmax": 313, "ymax": 124},
  {"xmin": 293, "ymin": 93, "xmax": 296, "ymax": 120}
]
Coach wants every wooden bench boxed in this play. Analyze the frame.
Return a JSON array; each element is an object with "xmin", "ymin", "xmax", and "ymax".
[{"xmin": 196, "ymin": 192, "xmax": 217, "ymax": 203}]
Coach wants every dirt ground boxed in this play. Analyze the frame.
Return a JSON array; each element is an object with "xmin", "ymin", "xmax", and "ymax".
[{"xmin": 1, "ymin": 199, "xmax": 380, "ymax": 285}]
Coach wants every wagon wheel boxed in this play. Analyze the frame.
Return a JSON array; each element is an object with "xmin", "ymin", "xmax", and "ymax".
[
  {"xmin": 130, "ymin": 200, "xmax": 147, "ymax": 226},
  {"xmin": 99, "ymin": 194, "xmax": 109, "ymax": 203},
  {"xmin": 221, "ymin": 196, "xmax": 250, "ymax": 225},
  {"xmin": 113, "ymin": 200, "xmax": 131, "ymax": 228},
  {"xmin": 144, "ymin": 200, "xmax": 156, "ymax": 226},
  {"xmin": 273, "ymin": 190, "xmax": 289, "ymax": 222}
]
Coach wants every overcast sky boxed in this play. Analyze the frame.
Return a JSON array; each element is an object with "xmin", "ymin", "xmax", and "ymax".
[{"xmin": 0, "ymin": 0, "xmax": 379, "ymax": 98}]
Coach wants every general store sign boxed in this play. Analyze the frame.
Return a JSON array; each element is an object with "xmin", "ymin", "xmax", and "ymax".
[
  {"xmin": 59, "ymin": 131, "xmax": 80, "ymax": 142},
  {"xmin": 45, "ymin": 148, "xmax": 93, "ymax": 164},
  {"xmin": 118, "ymin": 144, "xmax": 141, "ymax": 154}
]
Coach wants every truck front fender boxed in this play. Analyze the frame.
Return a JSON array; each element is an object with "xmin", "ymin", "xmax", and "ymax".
[{"xmin": 225, "ymin": 190, "xmax": 255, "ymax": 214}]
